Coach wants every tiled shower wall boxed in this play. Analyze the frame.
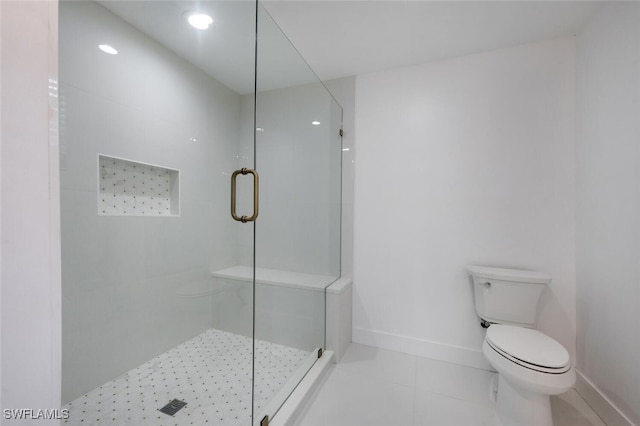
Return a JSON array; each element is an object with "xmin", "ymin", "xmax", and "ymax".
[
  {"xmin": 59, "ymin": 1, "xmax": 248, "ymax": 403},
  {"xmin": 237, "ymin": 83, "xmax": 342, "ymax": 277}
]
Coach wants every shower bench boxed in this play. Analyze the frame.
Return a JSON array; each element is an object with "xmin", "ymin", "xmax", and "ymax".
[{"xmin": 211, "ymin": 265, "xmax": 352, "ymax": 362}]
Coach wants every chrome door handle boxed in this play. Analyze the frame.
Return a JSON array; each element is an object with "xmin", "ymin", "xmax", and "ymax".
[{"xmin": 231, "ymin": 168, "xmax": 259, "ymax": 223}]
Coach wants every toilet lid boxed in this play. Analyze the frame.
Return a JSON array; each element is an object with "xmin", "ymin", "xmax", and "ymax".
[{"xmin": 486, "ymin": 325, "xmax": 570, "ymax": 372}]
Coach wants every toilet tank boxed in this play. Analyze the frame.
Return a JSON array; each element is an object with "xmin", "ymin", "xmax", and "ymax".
[{"xmin": 466, "ymin": 265, "xmax": 551, "ymax": 328}]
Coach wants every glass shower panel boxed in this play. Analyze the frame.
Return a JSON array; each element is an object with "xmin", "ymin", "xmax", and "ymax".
[
  {"xmin": 253, "ymin": 4, "xmax": 343, "ymax": 424},
  {"xmin": 59, "ymin": 1, "xmax": 258, "ymax": 424}
]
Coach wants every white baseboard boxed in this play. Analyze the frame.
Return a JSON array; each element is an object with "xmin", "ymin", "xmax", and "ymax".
[
  {"xmin": 575, "ymin": 370, "xmax": 636, "ymax": 426},
  {"xmin": 353, "ymin": 327, "xmax": 492, "ymax": 371}
]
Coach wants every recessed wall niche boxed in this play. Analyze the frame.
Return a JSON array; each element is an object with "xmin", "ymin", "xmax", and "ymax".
[{"xmin": 98, "ymin": 155, "xmax": 180, "ymax": 216}]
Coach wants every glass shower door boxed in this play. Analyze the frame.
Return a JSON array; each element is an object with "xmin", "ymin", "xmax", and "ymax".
[
  {"xmin": 252, "ymin": 4, "xmax": 343, "ymax": 424},
  {"xmin": 60, "ymin": 0, "xmax": 341, "ymax": 423},
  {"xmin": 59, "ymin": 1, "xmax": 259, "ymax": 424}
]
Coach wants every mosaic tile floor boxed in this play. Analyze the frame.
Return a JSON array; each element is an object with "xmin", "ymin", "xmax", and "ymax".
[{"xmin": 63, "ymin": 328, "xmax": 310, "ymax": 425}]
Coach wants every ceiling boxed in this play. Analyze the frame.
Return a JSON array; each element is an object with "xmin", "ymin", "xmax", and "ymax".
[
  {"xmin": 263, "ymin": 0, "xmax": 600, "ymax": 81},
  {"xmin": 100, "ymin": 1, "xmax": 322, "ymax": 94},
  {"xmin": 100, "ymin": 1, "xmax": 601, "ymax": 93}
]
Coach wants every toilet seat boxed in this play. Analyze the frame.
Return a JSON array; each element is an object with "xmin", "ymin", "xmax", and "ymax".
[{"xmin": 485, "ymin": 325, "xmax": 570, "ymax": 374}]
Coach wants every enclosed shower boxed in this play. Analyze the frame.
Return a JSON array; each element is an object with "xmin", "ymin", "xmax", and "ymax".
[{"xmin": 58, "ymin": 1, "xmax": 342, "ymax": 424}]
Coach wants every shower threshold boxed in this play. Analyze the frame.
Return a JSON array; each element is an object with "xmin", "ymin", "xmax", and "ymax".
[{"xmin": 63, "ymin": 328, "xmax": 311, "ymax": 425}]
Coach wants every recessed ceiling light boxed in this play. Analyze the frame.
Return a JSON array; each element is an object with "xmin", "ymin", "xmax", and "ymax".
[
  {"xmin": 98, "ymin": 44, "xmax": 118, "ymax": 55},
  {"xmin": 188, "ymin": 13, "xmax": 213, "ymax": 30},
  {"xmin": 312, "ymin": 121, "xmax": 321, "ymax": 126}
]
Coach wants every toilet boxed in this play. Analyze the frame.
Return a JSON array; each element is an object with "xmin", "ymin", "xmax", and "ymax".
[{"xmin": 467, "ymin": 265, "xmax": 575, "ymax": 426}]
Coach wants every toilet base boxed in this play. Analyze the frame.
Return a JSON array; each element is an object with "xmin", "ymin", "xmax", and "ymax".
[{"xmin": 496, "ymin": 374, "xmax": 553, "ymax": 426}]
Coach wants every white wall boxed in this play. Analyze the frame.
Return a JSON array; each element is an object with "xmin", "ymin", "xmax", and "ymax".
[
  {"xmin": 59, "ymin": 2, "xmax": 244, "ymax": 403},
  {"xmin": 576, "ymin": 3, "xmax": 640, "ymax": 424},
  {"xmin": 1, "ymin": 0, "xmax": 61, "ymax": 423},
  {"xmin": 353, "ymin": 38, "xmax": 576, "ymax": 368}
]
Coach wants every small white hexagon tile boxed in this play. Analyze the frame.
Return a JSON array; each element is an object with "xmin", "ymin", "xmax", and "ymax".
[{"xmin": 63, "ymin": 329, "xmax": 309, "ymax": 425}]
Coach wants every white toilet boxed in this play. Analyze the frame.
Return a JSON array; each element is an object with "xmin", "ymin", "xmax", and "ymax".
[{"xmin": 467, "ymin": 265, "xmax": 575, "ymax": 426}]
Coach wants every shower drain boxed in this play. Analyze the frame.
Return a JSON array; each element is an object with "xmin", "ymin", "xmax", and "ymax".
[{"xmin": 158, "ymin": 399, "xmax": 187, "ymax": 416}]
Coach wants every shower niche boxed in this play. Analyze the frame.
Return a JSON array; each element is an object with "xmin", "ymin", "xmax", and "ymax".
[
  {"xmin": 59, "ymin": 1, "xmax": 342, "ymax": 425},
  {"xmin": 98, "ymin": 155, "xmax": 180, "ymax": 216}
]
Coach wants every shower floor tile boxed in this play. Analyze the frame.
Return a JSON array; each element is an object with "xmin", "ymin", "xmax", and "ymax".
[{"xmin": 63, "ymin": 328, "xmax": 310, "ymax": 426}]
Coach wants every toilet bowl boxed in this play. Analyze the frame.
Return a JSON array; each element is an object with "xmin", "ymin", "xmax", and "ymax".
[
  {"xmin": 466, "ymin": 265, "xmax": 575, "ymax": 426},
  {"xmin": 483, "ymin": 324, "xmax": 575, "ymax": 426}
]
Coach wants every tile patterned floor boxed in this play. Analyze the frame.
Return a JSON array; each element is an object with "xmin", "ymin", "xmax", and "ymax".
[
  {"xmin": 294, "ymin": 343, "xmax": 607, "ymax": 426},
  {"xmin": 63, "ymin": 328, "xmax": 309, "ymax": 425}
]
